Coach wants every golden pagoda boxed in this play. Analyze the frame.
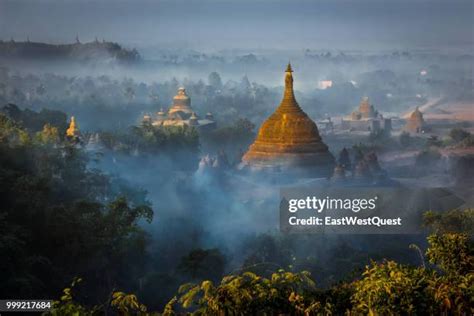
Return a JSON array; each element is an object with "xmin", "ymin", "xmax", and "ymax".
[
  {"xmin": 241, "ymin": 63, "xmax": 334, "ymax": 176},
  {"xmin": 169, "ymin": 87, "xmax": 193, "ymax": 115},
  {"xmin": 404, "ymin": 107, "xmax": 425, "ymax": 133},
  {"xmin": 66, "ymin": 116, "xmax": 80, "ymax": 138}
]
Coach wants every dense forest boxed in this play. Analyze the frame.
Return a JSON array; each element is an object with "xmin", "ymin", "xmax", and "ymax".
[
  {"xmin": 0, "ymin": 40, "xmax": 140, "ymax": 63},
  {"xmin": 1, "ymin": 0, "xmax": 473, "ymax": 313},
  {"xmin": 46, "ymin": 212, "xmax": 474, "ymax": 315},
  {"xmin": 0, "ymin": 105, "xmax": 472, "ymax": 315},
  {"xmin": 0, "ymin": 107, "xmax": 152, "ymax": 301}
]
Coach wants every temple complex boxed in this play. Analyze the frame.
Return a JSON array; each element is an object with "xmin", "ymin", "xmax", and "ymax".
[
  {"xmin": 404, "ymin": 107, "xmax": 426, "ymax": 133},
  {"xmin": 144, "ymin": 87, "xmax": 215, "ymax": 130},
  {"xmin": 341, "ymin": 97, "xmax": 391, "ymax": 132},
  {"xmin": 241, "ymin": 63, "xmax": 335, "ymax": 177}
]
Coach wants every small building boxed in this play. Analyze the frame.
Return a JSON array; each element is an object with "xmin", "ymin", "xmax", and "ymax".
[
  {"xmin": 66, "ymin": 116, "xmax": 79, "ymax": 137},
  {"xmin": 66, "ymin": 116, "xmax": 81, "ymax": 142},
  {"xmin": 404, "ymin": 107, "xmax": 426, "ymax": 133}
]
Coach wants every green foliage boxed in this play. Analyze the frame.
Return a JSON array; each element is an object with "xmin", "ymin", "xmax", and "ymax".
[
  {"xmin": 449, "ymin": 128, "xmax": 471, "ymax": 143},
  {"xmin": 44, "ymin": 228, "xmax": 473, "ymax": 315},
  {"xmin": 0, "ymin": 113, "xmax": 153, "ymax": 302},
  {"xmin": 47, "ymin": 278, "xmax": 102, "ymax": 316},
  {"xmin": 0, "ymin": 112, "xmax": 31, "ymax": 146},
  {"xmin": 99, "ymin": 124, "xmax": 200, "ymax": 170},
  {"xmin": 168, "ymin": 270, "xmax": 326, "ymax": 315},
  {"xmin": 1, "ymin": 103, "xmax": 68, "ymax": 134},
  {"xmin": 425, "ymin": 233, "xmax": 474, "ymax": 314},
  {"xmin": 47, "ymin": 279, "xmax": 157, "ymax": 316},
  {"xmin": 178, "ymin": 248, "xmax": 226, "ymax": 281},
  {"xmin": 202, "ymin": 118, "xmax": 255, "ymax": 148},
  {"xmin": 426, "ymin": 233, "xmax": 473, "ymax": 275},
  {"xmin": 101, "ymin": 124, "xmax": 199, "ymax": 155},
  {"xmin": 352, "ymin": 260, "xmax": 436, "ymax": 315},
  {"xmin": 111, "ymin": 291, "xmax": 148, "ymax": 315},
  {"xmin": 423, "ymin": 209, "xmax": 474, "ymax": 234},
  {"xmin": 447, "ymin": 128, "xmax": 474, "ymax": 148},
  {"xmin": 35, "ymin": 123, "xmax": 60, "ymax": 145},
  {"xmin": 165, "ymin": 228, "xmax": 473, "ymax": 315}
]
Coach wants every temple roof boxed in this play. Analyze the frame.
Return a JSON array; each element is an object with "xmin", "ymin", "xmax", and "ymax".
[
  {"xmin": 173, "ymin": 87, "xmax": 189, "ymax": 100},
  {"xmin": 410, "ymin": 107, "xmax": 424, "ymax": 120},
  {"xmin": 169, "ymin": 87, "xmax": 193, "ymax": 114}
]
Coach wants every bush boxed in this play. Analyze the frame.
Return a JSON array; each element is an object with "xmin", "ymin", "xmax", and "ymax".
[
  {"xmin": 449, "ymin": 128, "xmax": 471, "ymax": 143},
  {"xmin": 352, "ymin": 261, "xmax": 435, "ymax": 315}
]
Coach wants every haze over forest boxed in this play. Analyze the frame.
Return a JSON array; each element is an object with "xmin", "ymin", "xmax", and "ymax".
[{"xmin": 0, "ymin": 1, "xmax": 473, "ymax": 314}]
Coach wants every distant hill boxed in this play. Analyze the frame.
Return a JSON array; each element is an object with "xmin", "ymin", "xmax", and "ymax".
[{"xmin": 0, "ymin": 39, "xmax": 140, "ymax": 63}]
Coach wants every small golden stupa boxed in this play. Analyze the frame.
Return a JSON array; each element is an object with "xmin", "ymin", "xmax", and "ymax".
[
  {"xmin": 66, "ymin": 116, "xmax": 80, "ymax": 138},
  {"xmin": 405, "ymin": 107, "xmax": 425, "ymax": 133},
  {"xmin": 241, "ymin": 63, "xmax": 334, "ymax": 176}
]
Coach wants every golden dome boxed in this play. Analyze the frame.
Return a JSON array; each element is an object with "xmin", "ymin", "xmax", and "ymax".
[
  {"xmin": 169, "ymin": 87, "xmax": 193, "ymax": 115},
  {"xmin": 359, "ymin": 97, "xmax": 376, "ymax": 119},
  {"xmin": 405, "ymin": 107, "xmax": 425, "ymax": 133},
  {"xmin": 242, "ymin": 63, "xmax": 334, "ymax": 176}
]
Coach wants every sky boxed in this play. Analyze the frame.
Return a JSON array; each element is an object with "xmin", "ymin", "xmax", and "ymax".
[{"xmin": 0, "ymin": 0, "xmax": 473, "ymax": 52}]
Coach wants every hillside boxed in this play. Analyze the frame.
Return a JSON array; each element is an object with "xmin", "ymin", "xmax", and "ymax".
[{"xmin": 0, "ymin": 39, "xmax": 140, "ymax": 63}]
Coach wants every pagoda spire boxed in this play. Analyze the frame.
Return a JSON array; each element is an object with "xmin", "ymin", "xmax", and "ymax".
[
  {"xmin": 280, "ymin": 62, "xmax": 299, "ymax": 111},
  {"xmin": 241, "ymin": 62, "xmax": 334, "ymax": 176},
  {"xmin": 66, "ymin": 116, "xmax": 80, "ymax": 137}
]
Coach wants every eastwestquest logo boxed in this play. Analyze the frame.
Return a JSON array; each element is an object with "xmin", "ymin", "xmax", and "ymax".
[{"xmin": 280, "ymin": 187, "xmax": 464, "ymax": 234}]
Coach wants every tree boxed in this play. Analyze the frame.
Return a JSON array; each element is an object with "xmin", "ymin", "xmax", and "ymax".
[
  {"xmin": 449, "ymin": 128, "xmax": 470, "ymax": 143},
  {"xmin": 44, "ymin": 211, "xmax": 473, "ymax": 315},
  {"xmin": 0, "ymin": 112, "xmax": 154, "ymax": 302},
  {"xmin": 208, "ymin": 72, "xmax": 222, "ymax": 90},
  {"xmin": 352, "ymin": 260, "xmax": 435, "ymax": 315},
  {"xmin": 338, "ymin": 147, "xmax": 351, "ymax": 169},
  {"xmin": 36, "ymin": 123, "xmax": 60, "ymax": 144},
  {"xmin": 124, "ymin": 86, "xmax": 135, "ymax": 103},
  {"xmin": 168, "ymin": 270, "xmax": 322, "ymax": 315},
  {"xmin": 352, "ymin": 146, "xmax": 364, "ymax": 169},
  {"xmin": 178, "ymin": 248, "xmax": 226, "ymax": 281}
]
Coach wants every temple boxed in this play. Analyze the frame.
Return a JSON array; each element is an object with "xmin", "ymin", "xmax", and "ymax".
[
  {"xmin": 404, "ymin": 107, "xmax": 426, "ymax": 133},
  {"xmin": 144, "ymin": 87, "xmax": 216, "ymax": 130},
  {"xmin": 341, "ymin": 97, "xmax": 391, "ymax": 132},
  {"xmin": 241, "ymin": 63, "xmax": 335, "ymax": 177}
]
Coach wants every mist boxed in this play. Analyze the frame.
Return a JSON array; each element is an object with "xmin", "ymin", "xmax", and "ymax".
[{"xmin": 0, "ymin": 0, "xmax": 473, "ymax": 312}]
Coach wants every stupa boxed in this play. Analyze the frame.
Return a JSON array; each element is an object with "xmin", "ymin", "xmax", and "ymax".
[
  {"xmin": 404, "ymin": 107, "xmax": 425, "ymax": 133},
  {"xmin": 66, "ymin": 116, "xmax": 81, "ymax": 143},
  {"xmin": 241, "ymin": 63, "xmax": 334, "ymax": 177},
  {"xmin": 66, "ymin": 116, "xmax": 80, "ymax": 138},
  {"xmin": 169, "ymin": 87, "xmax": 193, "ymax": 115}
]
